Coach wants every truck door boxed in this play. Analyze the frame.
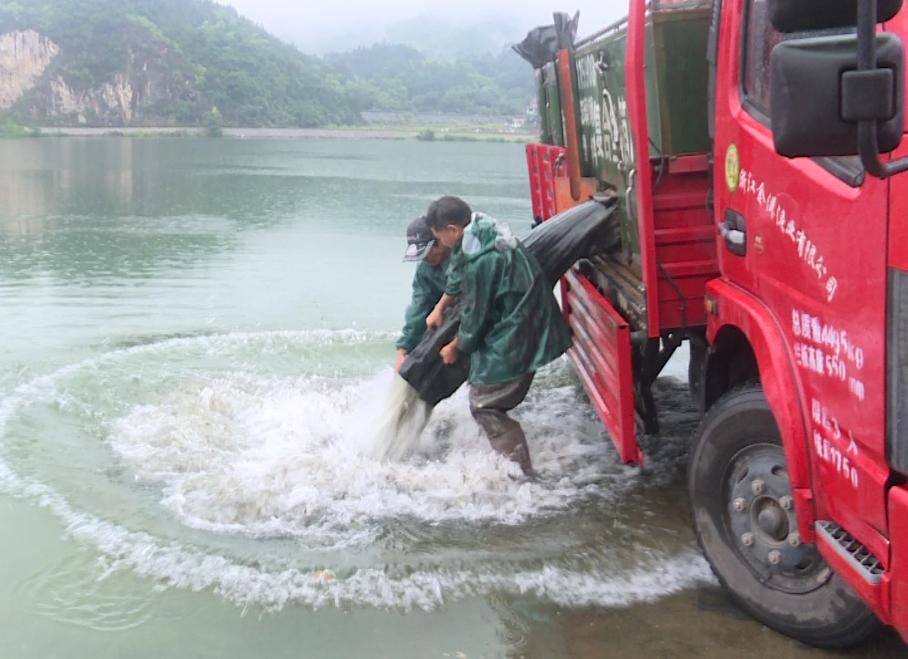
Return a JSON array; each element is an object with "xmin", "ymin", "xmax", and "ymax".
[{"xmin": 712, "ymin": 0, "xmax": 891, "ymax": 557}]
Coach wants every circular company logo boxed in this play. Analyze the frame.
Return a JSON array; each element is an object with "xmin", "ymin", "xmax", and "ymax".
[{"xmin": 725, "ymin": 144, "xmax": 740, "ymax": 193}]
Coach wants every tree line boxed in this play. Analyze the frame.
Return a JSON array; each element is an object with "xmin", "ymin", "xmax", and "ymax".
[{"xmin": 0, "ymin": 0, "xmax": 534, "ymax": 127}]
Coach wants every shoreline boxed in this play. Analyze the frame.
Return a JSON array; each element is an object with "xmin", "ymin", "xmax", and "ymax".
[{"xmin": 25, "ymin": 126, "xmax": 537, "ymax": 142}]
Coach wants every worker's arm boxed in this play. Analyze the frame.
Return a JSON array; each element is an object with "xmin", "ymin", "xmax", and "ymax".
[
  {"xmin": 396, "ymin": 266, "xmax": 438, "ymax": 367},
  {"xmin": 428, "ymin": 249, "xmax": 464, "ymax": 330},
  {"xmin": 426, "ymin": 292, "xmax": 457, "ymax": 330}
]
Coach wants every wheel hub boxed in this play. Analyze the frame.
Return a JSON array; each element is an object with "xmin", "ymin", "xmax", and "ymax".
[
  {"xmin": 754, "ymin": 498, "xmax": 789, "ymax": 541},
  {"xmin": 725, "ymin": 445, "xmax": 829, "ymax": 594}
]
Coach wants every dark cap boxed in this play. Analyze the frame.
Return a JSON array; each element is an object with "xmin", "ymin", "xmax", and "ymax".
[{"xmin": 403, "ymin": 216, "xmax": 436, "ymax": 261}]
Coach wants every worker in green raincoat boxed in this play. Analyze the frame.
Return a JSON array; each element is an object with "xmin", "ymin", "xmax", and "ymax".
[
  {"xmin": 425, "ymin": 196, "xmax": 571, "ymax": 475},
  {"xmin": 395, "ymin": 216, "xmax": 451, "ymax": 373}
]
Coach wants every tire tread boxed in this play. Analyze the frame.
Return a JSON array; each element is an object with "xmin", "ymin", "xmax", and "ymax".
[{"xmin": 688, "ymin": 383, "xmax": 880, "ymax": 649}]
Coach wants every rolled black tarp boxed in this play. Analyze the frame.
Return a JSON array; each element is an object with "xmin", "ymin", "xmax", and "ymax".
[
  {"xmin": 399, "ymin": 199, "xmax": 619, "ymax": 406},
  {"xmin": 521, "ymin": 197, "xmax": 621, "ymax": 287},
  {"xmin": 512, "ymin": 11, "xmax": 580, "ymax": 69}
]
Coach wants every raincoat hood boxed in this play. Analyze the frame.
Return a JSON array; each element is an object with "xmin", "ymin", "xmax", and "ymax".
[{"xmin": 460, "ymin": 214, "xmax": 519, "ymax": 261}]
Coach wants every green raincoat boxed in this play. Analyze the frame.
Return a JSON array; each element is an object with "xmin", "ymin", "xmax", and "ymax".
[
  {"xmin": 455, "ymin": 215, "xmax": 571, "ymax": 385},
  {"xmin": 396, "ymin": 257, "xmax": 449, "ymax": 352}
]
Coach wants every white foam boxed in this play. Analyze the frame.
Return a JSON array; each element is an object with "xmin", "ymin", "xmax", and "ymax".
[
  {"xmin": 106, "ymin": 369, "xmax": 626, "ymax": 548},
  {"xmin": 0, "ymin": 330, "xmax": 715, "ymax": 612},
  {"xmin": 1, "ymin": 451, "xmax": 715, "ymax": 612}
]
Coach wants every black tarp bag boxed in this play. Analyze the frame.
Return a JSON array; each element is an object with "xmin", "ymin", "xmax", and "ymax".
[
  {"xmin": 399, "ymin": 199, "xmax": 619, "ymax": 406},
  {"xmin": 512, "ymin": 11, "xmax": 580, "ymax": 69},
  {"xmin": 397, "ymin": 300, "xmax": 468, "ymax": 406}
]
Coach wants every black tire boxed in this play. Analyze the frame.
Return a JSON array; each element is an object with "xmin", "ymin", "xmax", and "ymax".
[{"xmin": 688, "ymin": 384, "xmax": 879, "ymax": 648}]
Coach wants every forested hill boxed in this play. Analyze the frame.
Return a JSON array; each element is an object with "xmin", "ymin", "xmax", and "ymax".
[
  {"xmin": 0, "ymin": 0, "xmax": 535, "ymax": 128},
  {"xmin": 0, "ymin": 0, "xmax": 362, "ymax": 127},
  {"xmin": 325, "ymin": 44, "xmax": 534, "ymax": 117}
]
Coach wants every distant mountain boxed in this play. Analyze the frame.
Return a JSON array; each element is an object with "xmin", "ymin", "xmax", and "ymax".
[
  {"xmin": 365, "ymin": 14, "xmax": 523, "ymax": 60},
  {"xmin": 325, "ymin": 44, "xmax": 535, "ymax": 116},
  {"xmin": 0, "ymin": 0, "xmax": 362, "ymax": 127},
  {"xmin": 0, "ymin": 0, "xmax": 540, "ymax": 128},
  {"xmin": 279, "ymin": 12, "xmax": 526, "ymax": 60},
  {"xmin": 276, "ymin": 9, "xmax": 607, "ymax": 62}
]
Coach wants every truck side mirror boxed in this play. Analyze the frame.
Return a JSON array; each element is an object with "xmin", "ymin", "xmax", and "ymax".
[
  {"xmin": 771, "ymin": 0, "xmax": 908, "ymax": 178},
  {"xmin": 769, "ymin": 0, "xmax": 902, "ymax": 32},
  {"xmin": 770, "ymin": 33, "xmax": 904, "ymax": 158}
]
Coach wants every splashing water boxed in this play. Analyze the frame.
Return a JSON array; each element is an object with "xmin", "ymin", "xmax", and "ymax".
[
  {"xmin": 0, "ymin": 331, "xmax": 714, "ymax": 613},
  {"xmin": 105, "ymin": 369, "xmax": 550, "ymax": 543},
  {"xmin": 365, "ymin": 375, "xmax": 433, "ymax": 463}
]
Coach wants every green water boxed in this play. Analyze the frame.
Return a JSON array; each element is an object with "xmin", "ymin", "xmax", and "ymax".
[
  {"xmin": 0, "ymin": 137, "xmax": 899, "ymax": 658},
  {"xmin": 0, "ymin": 138, "xmax": 530, "ymax": 372}
]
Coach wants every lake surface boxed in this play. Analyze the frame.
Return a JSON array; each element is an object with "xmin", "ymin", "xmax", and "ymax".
[{"xmin": 0, "ymin": 137, "xmax": 901, "ymax": 658}]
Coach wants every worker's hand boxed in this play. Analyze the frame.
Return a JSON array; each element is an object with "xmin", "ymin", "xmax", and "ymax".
[
  {"xmin": 426, "ymin": 305, "xmax": 444, "ymax": 331},
  {"xmin": 394, "ymin": 349, "xmax": 408, "ymax": 373},
  {"xmin": 440, "ymin": 339, "xmax": 459, "ymax": 365}
]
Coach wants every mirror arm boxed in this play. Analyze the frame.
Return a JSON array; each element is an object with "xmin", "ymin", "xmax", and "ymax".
[
  {"xmin": 857, "ymin": 0, "xmax": 908, "ymax": 177},
  {"xmin": 858, "ymin": 121, "xmax": 908, "ymax": 177}
]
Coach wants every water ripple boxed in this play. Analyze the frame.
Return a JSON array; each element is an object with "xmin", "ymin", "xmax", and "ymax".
[{"xmin": 14, "ymin": 552, "xmax": 154, "ymax": 632}]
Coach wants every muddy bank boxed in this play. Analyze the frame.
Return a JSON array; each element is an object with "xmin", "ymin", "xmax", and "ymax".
[{"xmin": 508, "ymin": 586, "xmax": 905, "ymax": 658}]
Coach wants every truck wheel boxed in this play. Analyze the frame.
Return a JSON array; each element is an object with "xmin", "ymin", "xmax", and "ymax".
[{"xmin": 688, "ymin": 384, "xmax": 879, "ymax": 648}]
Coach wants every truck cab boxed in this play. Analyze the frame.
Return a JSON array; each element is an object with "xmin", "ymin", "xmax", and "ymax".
[{"xmin": 522, "ymin": 0, "xmax": 908, "ymax": 647}]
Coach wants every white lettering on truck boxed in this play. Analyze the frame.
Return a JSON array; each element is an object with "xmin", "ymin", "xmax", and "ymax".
[
  {"xmin": 811, "ymin": 398, "xmax": 860, "ymax": 489},
  {"xmin": 738, "ymin": 169, "xmax": 838, "ymax": 302},
  {"xmin": 792, "ymin": 310, "xmax": 866, "ymax": 401}
]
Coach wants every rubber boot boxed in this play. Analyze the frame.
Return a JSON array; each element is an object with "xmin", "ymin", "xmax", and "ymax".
[{"xmin": 488, "ymin": 426, "xmax": 534, "ymax": 476}]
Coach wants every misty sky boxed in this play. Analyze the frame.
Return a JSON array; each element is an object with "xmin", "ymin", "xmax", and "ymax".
[{"xmin": 217, "ymin": 0, "xmax": 627, "ymax": 53}]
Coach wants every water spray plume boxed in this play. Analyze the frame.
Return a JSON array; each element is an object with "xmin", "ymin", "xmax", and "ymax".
[{"xmin": 366, "ymin": 374, "xmax": 433, "ymax": 462}]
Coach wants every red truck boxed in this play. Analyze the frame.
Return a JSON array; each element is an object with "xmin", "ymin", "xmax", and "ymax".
[{"xmin": 522, "ymin": 0, "xmax": 908, "ymax": 648}]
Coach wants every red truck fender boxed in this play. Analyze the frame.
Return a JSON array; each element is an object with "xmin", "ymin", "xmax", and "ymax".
[{"xmin": 705, "ymin": 278, "xmax": 816, "ymax": 543}]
